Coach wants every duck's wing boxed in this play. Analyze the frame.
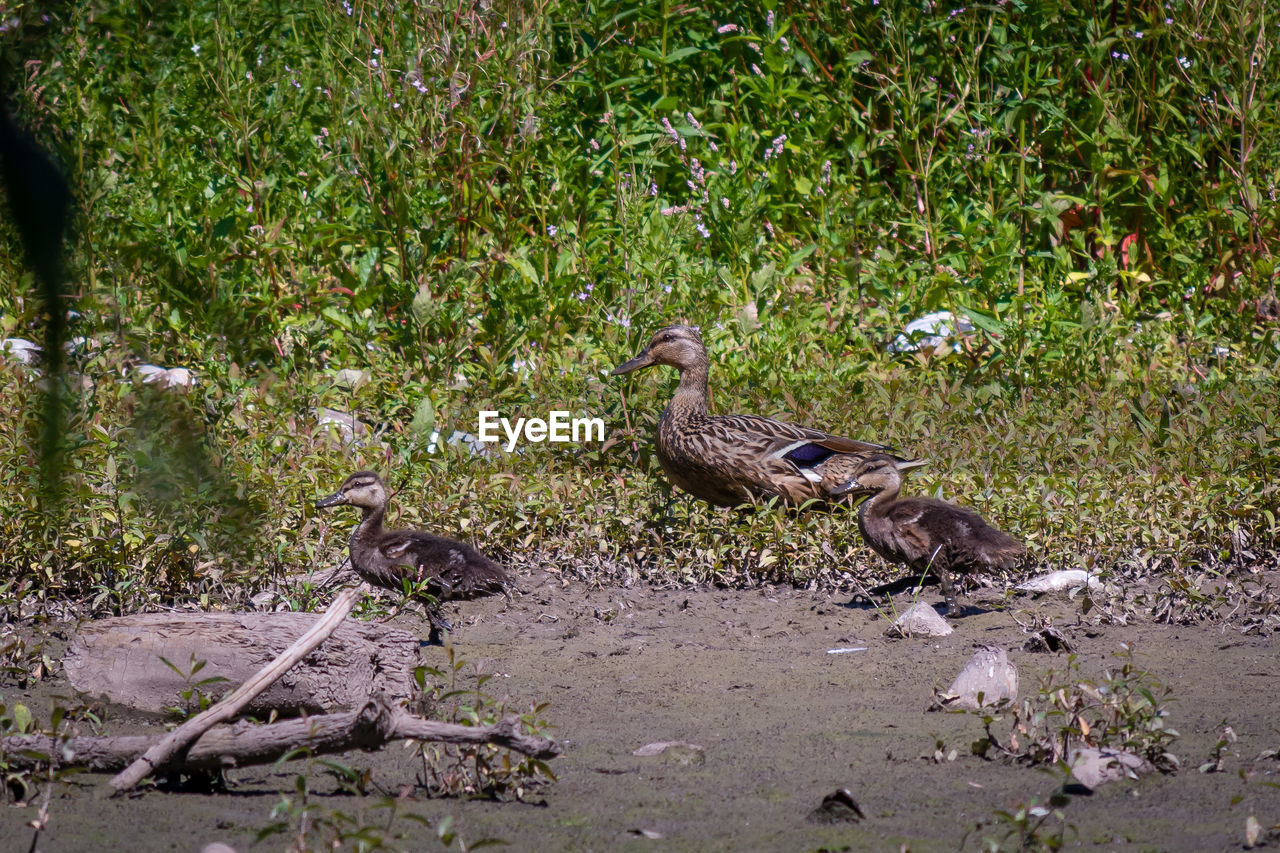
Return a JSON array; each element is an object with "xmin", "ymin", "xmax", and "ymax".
[
  {"xmin": 703, "ymin": 414, "xmax": 897, "ymax": 501},
  {"xmin": 906, "ymin": 500, "xmax": 1025, "ymax": 571},
  {"xmin": 376, "ymin": 531, "xmax": 432, "ymax": 567},
  {"xmin": 715, "ymin": 413, "xmax": 894, "ymax": 462},
  {"xmin": 380, "ymin": 532, "xmax": 510, "ymax": 597}
]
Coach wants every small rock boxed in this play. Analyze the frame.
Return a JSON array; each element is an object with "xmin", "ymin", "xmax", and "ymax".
[
  {"xmin": 447, "ymin": 429, "xmax": 494, "ymax": 457},
  {"xmin": 1023, "ymin": 627, "xmax": 1072, "ymax": 653},
  {"xmin": 1068, "ymin": 747, "xmax": 1154, "ymax": 790},
  {"xmin": 888, "ymin": 311, "xmax": 976, "ymax": 355},
  {"xmin": 1, "ymin": 337, "xmax": 42, "ymax": 365},
  {"xmin": 935, "ymin": 647, "xmax": 1018, "ymax": 710},
  {"xmin": 808, "ymin": 788, "xmax": 866, "ymax": 824},
  {"xmin": 201, "ymin": 845, "xmax": 238, "ymax": 853},
  {"xmin": 633, "ymin": 741, "xmax": 705, "ymax": 766},
  {"xmin": 1016, "ymin": 570, "xmax": 1103, "ymax": 595},
  {"xmin": 333, "ymin": 368, "xmax": 371, "ymax": 389},
  {"xmin": 314, "ymin": 407, "xmax": 372, "ymax": 445},
  {"xmin": 1246, "ymin": 815, "xmax": 1261, "ymax": 848},
  {"xmin": 137, "ymin": 364, "xmax": 195, "ymax": 389},
  {"xmin": 425, "ymin": 428, "xmax": 494, "ymax": 457},
  {"xmin": 885, "ymin": 602, "xmax": 953, "ymax": 638}
]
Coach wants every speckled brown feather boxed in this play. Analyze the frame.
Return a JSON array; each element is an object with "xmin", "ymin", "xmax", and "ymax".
[{"xmin": 614, "ymin": 325, "xmax": 902, "ymax": 508}]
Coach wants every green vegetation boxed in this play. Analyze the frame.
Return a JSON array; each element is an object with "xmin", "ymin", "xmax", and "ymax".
[
  {"xmin": 971, "ymin": 645, "xmax": 1180, "ymax": 771},
  {"xmin": 0, "ymin": 0, "xmax": 1276, "ymax": 612}
]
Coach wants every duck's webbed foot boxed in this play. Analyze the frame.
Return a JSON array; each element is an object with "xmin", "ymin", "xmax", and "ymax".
[
  {"xmin": 424, "ymin": 605, "xmax": 453, "ymax": 645},
  {"xmin": 934, "ymin": 566, "xmax": 961, "ymax": 617}
]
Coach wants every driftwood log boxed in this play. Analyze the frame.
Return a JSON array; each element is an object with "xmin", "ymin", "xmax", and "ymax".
[
  {"xmin": 64, "ymin": 610, "xmax": 420, "ymax": 715},
  {"xmin": 0, "ymin": 694, "xmax": 560, "ymax": 771},
  {"xmin": 109, "ymin": 586, "xmax": 367, "ymax": 792}
]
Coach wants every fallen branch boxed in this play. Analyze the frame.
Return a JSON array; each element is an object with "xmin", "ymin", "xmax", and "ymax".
[
  {"xmin": 0, "ymin": 695, "xmax": 560, "ymax": 772},
  {"xmin": 109, "ymin": 585, "xmax": 365, "ymax": 793}
]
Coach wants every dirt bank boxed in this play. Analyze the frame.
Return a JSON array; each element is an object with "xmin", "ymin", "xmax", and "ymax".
[{"xmin": 8, "ymin": 574, "xmax": 1280, "ymax": 852}]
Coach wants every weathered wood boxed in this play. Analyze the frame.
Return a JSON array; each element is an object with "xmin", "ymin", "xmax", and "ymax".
[
  {"xmin": 64, "ymin": 607, "xmax": 420, "ymax": 716},
  {"xmin": 0, "ymin": 695, "xmax": 561, "ymax": 772},
  {"xmin": 110, "ymin": 586, "xmax": 365, "ymax": 792}
]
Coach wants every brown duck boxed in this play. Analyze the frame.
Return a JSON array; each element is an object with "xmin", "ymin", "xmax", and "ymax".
[
  {"xmin": 316, "ymin": 471, "xmax": 509, "ymax": 632},
  {"xmin": 833, "ymin": 454, "xmax": 1025, "ymax": 615},
  {"xmin": 612, "ymin": 324, "xmax": 904, "ymax": 507}
]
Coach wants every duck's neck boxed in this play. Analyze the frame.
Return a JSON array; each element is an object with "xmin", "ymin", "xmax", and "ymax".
[
  {"xmin": 858, "ymin": 482, "xmax": 901, "ymax": 523},
  {"xmin": 667, "ymin": 359, "xmax": 711, "ymax": 420},
  {"xmin": 352, "ymin": 504, "xmax": 387, "ymax": 547}
]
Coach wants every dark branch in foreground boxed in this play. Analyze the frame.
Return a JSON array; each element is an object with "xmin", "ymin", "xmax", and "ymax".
[{"xmin": 0, "ymin": 694, "xmax": 560, "ymax": 774}]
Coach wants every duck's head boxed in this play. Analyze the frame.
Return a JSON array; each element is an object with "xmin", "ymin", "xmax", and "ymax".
[
  {"xmin": 316, "ymin": 470, "xmax": 388, "ymax": 510},
  {"xmin": 611, "ymin": 324, "xmax": 706, "ymax": 375},
  {"xmin": 831, "ymin": 454, "xmax": 927, "ymax": 497}
]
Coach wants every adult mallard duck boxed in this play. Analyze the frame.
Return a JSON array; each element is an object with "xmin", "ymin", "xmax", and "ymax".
[
  {"xmin": 833, "ymin": 454, "xmax": 1025, "ymax": 615},
  {"xmin": 316, "ymin": 471, "xmax": 509, "ymax": 633},
  {"xmin": 611, "ymin": 324, "xmax": 905, "ymax": 508}
]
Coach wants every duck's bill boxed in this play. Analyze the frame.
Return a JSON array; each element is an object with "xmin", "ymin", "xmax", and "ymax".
[
  {"xmin": 315, "ymin": 491, "xmax": 349, "ymax": 509},
  {"xmin": 895, "ymin": 459, "xmax": 928, "ymax": 471},
  {"xmin": 828, "ymin": 480, "xmax": 868, "ymax": 498},
  {"xmin": 611, "ymin": 351, "xmax": 654, "ymax": 375}
]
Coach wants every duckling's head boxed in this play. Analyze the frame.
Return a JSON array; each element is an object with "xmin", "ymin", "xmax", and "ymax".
[
  {"xmin": 831, "ymin": 454, "xmax": 927, "ymax": 497},
  {"xmin": 611, "ymin": 324, "xmax": 706, "ymax": 375},
  {"xmin": 316, "ymin": 470, "xmax": 388, "ymax": 511}
]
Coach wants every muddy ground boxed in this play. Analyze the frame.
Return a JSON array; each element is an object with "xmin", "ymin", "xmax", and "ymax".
[{"xmin": 8, "ymin": 573, "xmax": 1280, "ymax": 852}]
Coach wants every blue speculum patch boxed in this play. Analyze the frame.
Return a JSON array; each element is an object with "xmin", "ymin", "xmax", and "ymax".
[{"xmin": 783, "ymin": 443, "xmax": 835, "ymax": 467}]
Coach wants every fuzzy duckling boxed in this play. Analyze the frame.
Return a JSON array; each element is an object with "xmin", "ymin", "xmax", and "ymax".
[
  {"xmin": 316, "ymin": 471, "xmax": 509, "ymax": 635},
  {"xmin": 612, "ymin": 324, "xmax": 907, "ymax": 508},
  {"xmin": 833, "ymin": 454, "xmax": 1025, "ymax": 615}
]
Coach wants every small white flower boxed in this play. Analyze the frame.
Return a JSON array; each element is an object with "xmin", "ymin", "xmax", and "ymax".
[
  {"xmin": 547, "ymin": 225, "xmax": 558, "ymax": 237},
  {"xmin": 191, "ymin": 44, "xmax": 200, "ymax": 55}
]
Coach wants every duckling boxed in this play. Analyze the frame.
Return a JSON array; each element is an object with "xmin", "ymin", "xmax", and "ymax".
[
  {"xmin": 612, "ymin": 324, "xmax": 906, "ymax": 508},
  {"xmin": 834, "ymin": 454, "xmax": 1025, "ymax": 615},
  {"xmin": 315, "ymin": 471, "xmax": 509, "ymax": 635}
]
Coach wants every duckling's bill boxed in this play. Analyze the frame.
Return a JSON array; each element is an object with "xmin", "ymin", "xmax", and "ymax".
[{"xmin": 315, "ymin": 490, "xmax": 349, "ymax": 509}]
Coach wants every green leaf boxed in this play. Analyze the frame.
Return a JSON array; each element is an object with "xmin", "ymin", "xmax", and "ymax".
[
  {"xmin": 356, "ymin": 248, "xmax": 380, "ymax": 286},
  {"xmin": 410, "ymin": 397, "xmax": 436, "ymax": 438}
]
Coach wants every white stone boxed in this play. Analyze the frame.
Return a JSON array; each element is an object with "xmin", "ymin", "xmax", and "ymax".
[
  {"xmin": 885, "ymin": 602, "xmax": 953, "ymax": 638},
  {"xmin": 936, "ymin": 646, "xmax": 1018, "ymax": 710},
  {"xmin": 888, "ymin": 311, "xmax": 976, "ymax": 354},
  {"xmin": 1016, "ymin": 570, "xmax": 1104, "ymax": 594},
  {"xmin": 137, "ymin": 364, "xmax": 195, "ymax": 389}
]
